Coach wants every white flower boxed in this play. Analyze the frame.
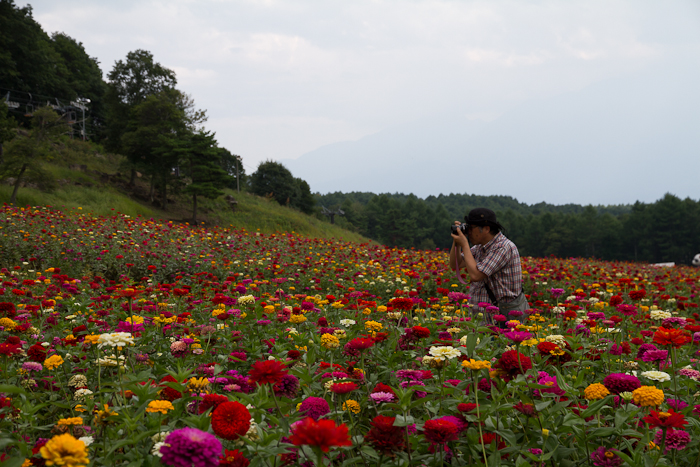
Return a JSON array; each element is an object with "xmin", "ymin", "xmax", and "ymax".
[
  {"xmin": 78, "ymin": 436, "xmax": 94, "ymax": 447},
  {"xmin": 151, "ymin": 431, "xmax": 170, "ymax": 443},
  {"xmin": 151, "ymin": 441, "xmax": 168, "ymax": 457},
  {"xmin": 545, "ymin": 335, "xmax": 566, "ymax": 347},
  {"xmin": 73, "ymin": 389, "xmax": 94, "ymax": 401},
  {"xmin": 68, "ymin": 374, "xmax": 88, "ymax": 387},
  {"xmin": 641, "ymin": 371, "xmax": 671, "ymax": 382},
  {"xmin": 238, "ymin": 295, "xmax": 256, "ymax": 305},
  {"xmin": 97, "ymin": 354, "xmax": 126, "ymax": 367},
  {"xmin": 552, "ymin": 307, "xmax": 566, "ymax": 315},
  {"xmin": 340, "ymin": 319, "xmax": 356, "ymax": 327},
  {"xmin": 97, "ymin": 332, "xmax": 134, "ymax": 348},
  {"xmin": 650, "ymin": 310, "xmax": 672, "ymax": 320},
  {"xmin": 429, "ymin": 346, "xmax": 461, "ymax": 360}
]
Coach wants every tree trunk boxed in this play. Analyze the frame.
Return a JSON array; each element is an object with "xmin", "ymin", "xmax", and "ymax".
[
  {"xmin": 10, "ymin": 164, "xmax": 27, "ymax": 204},
  {"xmin": 148, "ymin": 176, "xmax": 155, "ymax": 202},
  {"xmin": 161, "ymin": 174, "xmax": 167, "ymax": 211},
  {"xmin": 192, "ymin": 193, "xmax": 198, "ymax": 224},
  {"xmin": 129, "ymin": 167, "xmax": 136, "ymax": 186}
]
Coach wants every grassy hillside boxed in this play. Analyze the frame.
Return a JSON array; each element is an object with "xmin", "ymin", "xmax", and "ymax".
[{"xmin": 0, "ymin": 142, "xmax": 372, "ymax": 243}]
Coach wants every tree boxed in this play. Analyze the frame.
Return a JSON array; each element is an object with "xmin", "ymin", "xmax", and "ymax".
[
  {"xmin": 293, "ymin": 178, "xmax": 315, "ymax": 214},
  {"xmin": 104, "ymin": 49, "xmax": 177, "ymax": 179},
  {"xmin": 121, "ymin": 89, "xmax": 188, "ymax": 209},
  {"xmin": 0, "ymin": 1, "xmax": 71, "ymax": 98},
  {"xmin": 218, "ymin": 148, "xmax": 246, "ymax": 191},
  {"xmin": 180, "ymin": 131, "xmax": 232, "ymax": 223},
  {"xmin": 0, "ymin": 101, "xmax": 16, "ymax": 160},
  {"xmin": 50, "ymin": 32, "xmax": 107, "ymax": 139},
  {"xmin": 249, "ymin": 161, "xmax": 298, "ymax": 206},
  {"xmin": 0, "ymin": 106, "xmax": 68, "ymax": 203}
]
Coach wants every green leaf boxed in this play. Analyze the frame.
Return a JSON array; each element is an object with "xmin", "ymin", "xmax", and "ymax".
[
  {"xmin": 0, "ymin": 384, "xmax": 25, "ymax": 394},
  {"xmin": 394, "ymin": 415, "xmax": 415, "ymax": 427}
]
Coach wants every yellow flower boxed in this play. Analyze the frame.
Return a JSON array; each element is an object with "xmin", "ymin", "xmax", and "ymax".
[
  {"xmin": 549, "ymin": 348, "xmax": 565, "ymax": 357},
  {"xmin": 584, "ymin": 383, "xmax": 610, "ymax": 400},
  {"xmin": 343, "ymin": 399, "xmax": 361, "ymax": 414},
  {"xmin": 146, "ymin": 400, "xmax": 175, "ymax": 414},
  {"xmin": 632, "ymin": 386, "xmax": 664, "ymax": 407},
  {"xmin": 263, "ymin": 305, "xmax": 275, "ymax": 314},
  {"xmin": 56, "ymin": 417, "xmax": 83, "ymax": 426},
  {"xmin": 289, "ymin": 314, "xmax": 307, "ymax": 324},
  {"xmin": 94, "ymin": 404, "xmax": 119, "ymax": 425},
  {"xmin": 542, "ymin": 429, "xmax": 550, "ymax": 437},
  {"xmin": 211, "ymin": 308, "xmax": 225, "ymax": 317},
  {"xmin": 321, "ymin": 333, "xmax": 340, "ymax": 349},
  {"xmin": 376, "ymin": 306, "xmax": 387, "ymax": 312},
  {"xmin": 125, "ymin": 315, "xmax": 144, "ymax": 325},
  {"xmin": 187, "ymin": 377, "xmax": 210, "ymax": 393},
  {"xmin": 75, "ymin": 405, "xmax": 87, "ymax": 413},
  {"xmin": 0, "ymin": 317, "xmax": 16, "ymax": 330},
  {"xmin": 365, "ymin": 320, "xmax": 383, "ymax": 332},
  {"xmin": 331, "ymin": 301, "xmax": 345, "ymax": 309},
  {"xmin": 44, "ymin": 355, "xmax": 64, "ymax": 370},
  {"xmin": 40, "ymin": 433, "xmax": 89, "ymax": 467},
  {"xmin": 461, "ymin": 359, "xmax": 491, "ymax": 371}
]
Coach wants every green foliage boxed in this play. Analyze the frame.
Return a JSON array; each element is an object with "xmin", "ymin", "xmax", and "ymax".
[
  {"xmin": 180, "ymin": 130, "xmax": 232, "ymax": 222},
  {"xmin": 0, "ymin": 106, "xmax": 70, "ymax": 203},
  {"xmin": 104, "ymin": 49, "xmax": 177, "ymax": 154},
  {"xmin": 218, "ymin": 147, "xmax": 247, "ymax": 190},
  {"xmin": 249, "ymin": 160, "xmax": 315, "ymax": 214}
]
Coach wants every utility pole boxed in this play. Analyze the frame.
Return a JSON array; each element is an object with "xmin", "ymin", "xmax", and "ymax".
[{"xmin": 236, "ymin": 158, "xmax": 240, "ymax": 193}]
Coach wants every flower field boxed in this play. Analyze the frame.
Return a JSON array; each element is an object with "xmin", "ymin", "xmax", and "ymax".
[{"xmin": 1, "ymin": 205, "xmax": 700, "ymax": 467}]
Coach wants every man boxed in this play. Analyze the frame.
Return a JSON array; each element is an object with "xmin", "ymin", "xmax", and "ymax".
[{"xmin": 449, "ymin": 208, "xmax": 528, "ymax": 324}]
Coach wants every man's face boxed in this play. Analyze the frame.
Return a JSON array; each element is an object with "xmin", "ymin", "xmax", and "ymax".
[{"xmin": 467, "ymin": 225, "xmax": 488, "ymax": 245}]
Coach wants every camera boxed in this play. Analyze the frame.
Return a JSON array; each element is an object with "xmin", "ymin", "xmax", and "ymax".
[{"xmin": 450, "ymin": 222, "xmax": 468, "ymax": 235}]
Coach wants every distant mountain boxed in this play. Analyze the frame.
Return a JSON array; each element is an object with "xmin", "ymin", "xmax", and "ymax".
[{"xmin": 281, "ymin": 62, "xmax": 700, "ymax": 205}]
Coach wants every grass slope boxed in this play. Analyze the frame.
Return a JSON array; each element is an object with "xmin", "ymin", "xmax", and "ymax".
[{"xmin": 0, "ymin": 144, "xmax": 371, "ymax": 243}]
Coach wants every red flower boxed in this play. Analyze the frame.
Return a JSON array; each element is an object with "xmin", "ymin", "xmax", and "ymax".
[
  {"xmin": 653, "ymin": 328, "xmax": 691, "ymax": 348},
  {"xmin": 330, "ymin": 382, "xmax": 358, "ymax": 394},
  {"xmin": 173, "ymin": 288, "xmax": 189, "ymax": 297},
  {"xmin": 411, "ymin": 326, "xmax": 430, "ymax": 339},
  {"xmin": 513, "ymin": 402, "xmax": 536, "ymax": 417},
  {"xmin": 371, "ymin": 383, "xmax": 396, "ymax": 396},
  {"xmin": 0, "ymin": 302, "xmax": 16, "ymax": 317},
  {"xmin": 364, "ymin": 415, "xmax": 407, "ymax": 454},
  {"xmin": 211, "ymin": 401, "xmax": 251, "ymax": 440},
  {"xmin": 494, "ymin": 350, "xmax": 532, "ymax": 381},
  {"xmin": 287, "ymin": 350, "xmax": 301, "ymax": 359},
  {"xmin": 248, "ymin": 360, "xmax": 289, "ymax": 386},
  {"xmin": 643, "ymin": 409, "xmax": 688, "ymax": 429},
  {"xmin": 198, "ymin": 394, "xmax": 230, "ymax": 414},
  {"xmin": 27, "ymin": 343, "xmax": 47, "ymax": 363},
  {"xmin": 290, "ymin": 417, "xmax": 352, "ymax": 452},
  {"xmin": 390, "ymin": 297, "xmax": 414, "ymax": 311},
  {"xmin": 457, "ymin": 403, "xmax": 477, "ymax": 413},
  {"xmin": 115, "ymin": 288, "xmax": 142, "ymax": 299},
  {"xmin": 347, "ymin": 338, "xmax": 374, "ymax": 351},
  {"xmin": 609, "ymin": 295, "xmax": 623, "ymax": 306},
  {"xmin": 422, "ymin": 419, "xmax": 458, "ymax": 444},
  {"xmin": 0, "ymin": 343, "xmax": 21, "ymax": 357},
  {"xmin": 159, "ymin": 375, "xmax": 183, "ymax": 401},
  {"xmin": 219, "ymin": 449, "xmax": 250, "ymax": 467},
  {"xmin": 629, "ymin": 289, "xmax": 646, "ymax": 300}
]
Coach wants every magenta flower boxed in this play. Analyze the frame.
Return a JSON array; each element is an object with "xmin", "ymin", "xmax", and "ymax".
[{"xmin": 160, "ymin": 427, "xmax": 222, "ymax": 467}]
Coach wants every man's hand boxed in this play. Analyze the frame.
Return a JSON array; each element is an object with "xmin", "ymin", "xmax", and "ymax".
[{"xmin": 451, "ymin": 221, "xmax": 469, "ymax": 248}]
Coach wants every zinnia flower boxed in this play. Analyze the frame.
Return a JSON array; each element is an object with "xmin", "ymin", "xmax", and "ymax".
[
  {"xmin": 641, "ymin": 371, "xmax": 671, "ymax": 382},
  {"xmin": 299, "ymin": 396, "xmax": 330, "ymax": 420},
  {"xmin": 248, "ymin": 360, "xmax": 288, "ymax": 386},
  {"xmin": 653, "ymin": 328, "xmax": 691, "ymax": 348},
  {"xmin": 584, "ymin": 383, "xmax": 610, "ymax": 400},
  {"xmin": 590, "ymin": 446, "xmax": 622, "ymax": 467},
  {"xmin": 147, "ymin": 400, "xmax": 175, "ymax": 414},
  {"xmin": 289, "ymin": 417, "xmax": 352, "ymax": 452},
  {"xmin": 364, "ymin": 415, "xmax": 407, "ymax": 455},
  {"xmin": 219, "ymin": 449, "xmax": 250, "ymax": 467},
  {"xmin": 462, "ymin": 359, "xmax": 491, "ymax": 371},
  {"xmin": 40, "ymin": 433, "xmax": 89, "ymax": 467},
  {"xmin": 643, "ymin": 409, "xmax": 687, "ymax": 429},
  {"xmin": 211, "ymin": 401, "xmax": 251, "ymax": 441},
  {"xmin": 602, "ymin": 373, "xmax": 641, "ymax": 395},
  {"xmin": 494, "ymin": 350, "xmax": 532, "ymax": 381},
  {"xmin": 654, "ymin": 428, "xmax": 691, "ymax": 453},
  {"xmin": 160, "ymin": 427, "xmax": 222, "ymax": 467},
  {"xmin": 632, "ymin": 386, "xmax": 664, "ymax": 407},
  {"xmin": 331, "ymin": 382, "xmax": 358, "ymax": 394},
  {"xmin": 422, "ymin": 419, "xmax": 458, "ymax": 444}
]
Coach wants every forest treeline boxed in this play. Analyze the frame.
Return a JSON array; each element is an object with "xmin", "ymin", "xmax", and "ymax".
[{"xmin": 315, "ymin": 192, "xmax": 700, "ymax": 265}]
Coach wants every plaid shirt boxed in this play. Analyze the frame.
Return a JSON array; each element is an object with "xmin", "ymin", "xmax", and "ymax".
[{"xmin": 467, "ymin": 232, "xmax": 523, "ymax": 307}]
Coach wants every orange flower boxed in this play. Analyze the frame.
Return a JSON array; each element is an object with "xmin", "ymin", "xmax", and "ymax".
[{"xmin": 653, "ymin": 328, "xmax": 691, "ymax": 348}]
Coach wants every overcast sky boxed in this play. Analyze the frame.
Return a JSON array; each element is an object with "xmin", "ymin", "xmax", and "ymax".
[{"xmin": 23, "ymin": 0, "xmax": 700, "ymax": 204}]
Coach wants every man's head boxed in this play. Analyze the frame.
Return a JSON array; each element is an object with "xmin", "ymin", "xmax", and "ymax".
[{"xmin": 465, "ymin": 208, "xmax": 502, "ymax": 245}]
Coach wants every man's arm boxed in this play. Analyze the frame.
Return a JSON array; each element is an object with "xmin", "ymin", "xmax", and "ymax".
[{"xmin": 450, "ymin": 229, "xmax": 487, "ymax": 282}]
